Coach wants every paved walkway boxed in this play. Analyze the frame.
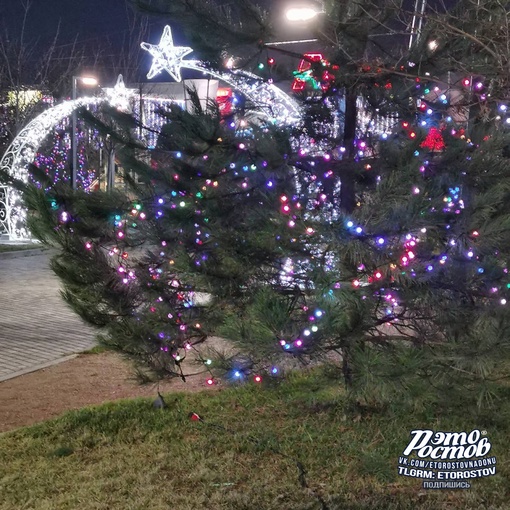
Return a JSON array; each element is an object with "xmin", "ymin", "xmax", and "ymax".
[{"xmin": 0, "ymin": 251, "xmax": 96, "ymax": 382}]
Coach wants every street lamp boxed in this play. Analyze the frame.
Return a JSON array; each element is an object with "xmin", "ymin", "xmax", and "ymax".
[
  {"xmin": 286, "ymin": 7, "xmax": 319, "ymax": 22},
  {"xmin": 71, "ymin": 75, "xmax": 98, "ymax": 189},
  {"xmin": 284, "ymin": 1, "xmax": 324, "ymax": 22}
]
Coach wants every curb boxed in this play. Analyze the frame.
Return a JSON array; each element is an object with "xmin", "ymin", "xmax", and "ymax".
[
  {"xmin": 0, "ymin": 248, "xmax": 49, "ymax": 260},
  {"xmin": 0, "ymin": 354, "xmax": 80, "ymax": 383}
]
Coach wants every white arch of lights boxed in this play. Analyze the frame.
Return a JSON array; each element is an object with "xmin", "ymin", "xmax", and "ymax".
[
  {"xmin": 0, "ymin": 97, "xmax": 104, "ymax": 239},
  {"xmin": 0, "ymin": 29, "xmax": 302, "ymax": 240}
]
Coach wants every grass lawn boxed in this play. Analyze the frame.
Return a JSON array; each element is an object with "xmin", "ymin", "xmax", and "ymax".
[{"xmin": 0, "ymin": 369, "xmax": 508, "ymax": 510}]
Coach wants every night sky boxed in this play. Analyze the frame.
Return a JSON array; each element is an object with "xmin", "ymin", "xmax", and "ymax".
[
  {"xmin": 0, "ymin": 0, "xmax": 293, "ymax": 85},
  {"xmin": 0, "ymin": 0, "xmax": 165, "ymax": 84},
  {"xmin": 0, "ymin": 1, "xmax": 142, "ymax": 47}
]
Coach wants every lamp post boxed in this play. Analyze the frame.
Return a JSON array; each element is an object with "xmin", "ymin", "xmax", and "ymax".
[{"xmin": 71, "ymin": 75, "xmax": 98, "ymax": 189}]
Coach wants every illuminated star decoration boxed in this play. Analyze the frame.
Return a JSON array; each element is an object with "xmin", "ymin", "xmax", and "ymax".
[
  {"xmin": 141, "ymin": 26, "xmax": 193, "ymax": 82},
  {"xmin": 103, "ymin": 74, "xmax": 136, "ymax": 112}
]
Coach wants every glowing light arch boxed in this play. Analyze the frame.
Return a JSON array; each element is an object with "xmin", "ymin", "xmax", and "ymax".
[{"xmin": 0, "ymin": 96, "xmax": 104, "ymax": 239}]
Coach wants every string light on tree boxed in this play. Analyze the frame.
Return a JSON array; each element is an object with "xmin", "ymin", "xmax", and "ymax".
[{"xmin": 14, "ymin": 5, "xmax": 510, "ymax": 407}]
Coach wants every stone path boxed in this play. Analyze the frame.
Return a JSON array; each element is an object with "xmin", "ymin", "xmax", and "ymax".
[{"xmin": 0, "ymin": 251, "xmax": 96, "ymax": 382}]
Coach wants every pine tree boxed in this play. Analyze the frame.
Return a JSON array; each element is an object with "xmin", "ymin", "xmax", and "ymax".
[{"xmin": 21, "ymin": 0, "xmax": 510, "ymax": 406}]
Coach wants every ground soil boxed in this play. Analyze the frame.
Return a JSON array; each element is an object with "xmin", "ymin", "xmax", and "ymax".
[{"xmin": 0, "ymin": 351, "xmax": 218, "ymax": 434}]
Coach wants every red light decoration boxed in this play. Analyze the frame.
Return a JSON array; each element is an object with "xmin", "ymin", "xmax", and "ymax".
[
  {"xmin": 216, "ymin": 87, "xmax": 233, "ymax": 117},
  {"xmin": 420, "ymin": 127, "xmax": 446, "ymax": 152},
  {"xmin": 291, "ymin": 53, "xmax": 335, "ymax": 92}
]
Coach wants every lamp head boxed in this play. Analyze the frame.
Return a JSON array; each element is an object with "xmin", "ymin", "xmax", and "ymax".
[
  {"xmin": 79, "ymin": 76, "xmax": 98, "ymax": 86},
  {"xmin": 284, "ymin": 1, "xmax": 323, "ymax": 22},
  {"xmin": 285, "ymin": 7, "xmax": 319, "ymax": 22}
]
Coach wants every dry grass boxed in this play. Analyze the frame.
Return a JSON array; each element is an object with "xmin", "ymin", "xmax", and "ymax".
[{"xmin": 0, "ymin": 369, "xmax": 508, "ymax": 510}]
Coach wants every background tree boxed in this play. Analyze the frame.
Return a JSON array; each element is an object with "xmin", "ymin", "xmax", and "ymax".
[
  {"xmin": 21, "ymin": 0, "xmax": 510, "ymax": 408},
  {"xmin": 0, "ymin": 1, "xmax": 90, "ymax": 156}
]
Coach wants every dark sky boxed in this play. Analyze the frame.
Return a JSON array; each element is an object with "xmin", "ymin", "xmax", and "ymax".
[
  {"xmin": 0, "ymin": 0, "xmax": 174, "ymax": 84},
  {"xmin": 0, "ymin": 1, "xmax": 142, "ymax": 47},
  {"xmin": 0, "ymin": 0, "xmax": 286, "ymax": 84}
]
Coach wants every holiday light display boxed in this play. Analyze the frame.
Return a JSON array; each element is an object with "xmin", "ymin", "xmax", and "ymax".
[
  {"xmin": 103, "ymin": 75, "xmax": 137, "ymax": 113},
  {"xmin": 0, "ymin": 76, "xmax": 142, "ymax": 238},
  {"xmin": 1, "ymin": 25, "xmax": 304, "ymax": 239},
  {"xmin": 141, "ymin": 26, "xmax": 302, "ymax": 124},
  {"xmin": 16, "ymin": 4, "xmax": 510, "ymax": 400},
  {"xmin": 188, "ymin": 61, "xmax": 510, "ymax": 382},
  {"xmin": 291, "ymin": 53, "xmax": 336, "ymax": 92}
]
